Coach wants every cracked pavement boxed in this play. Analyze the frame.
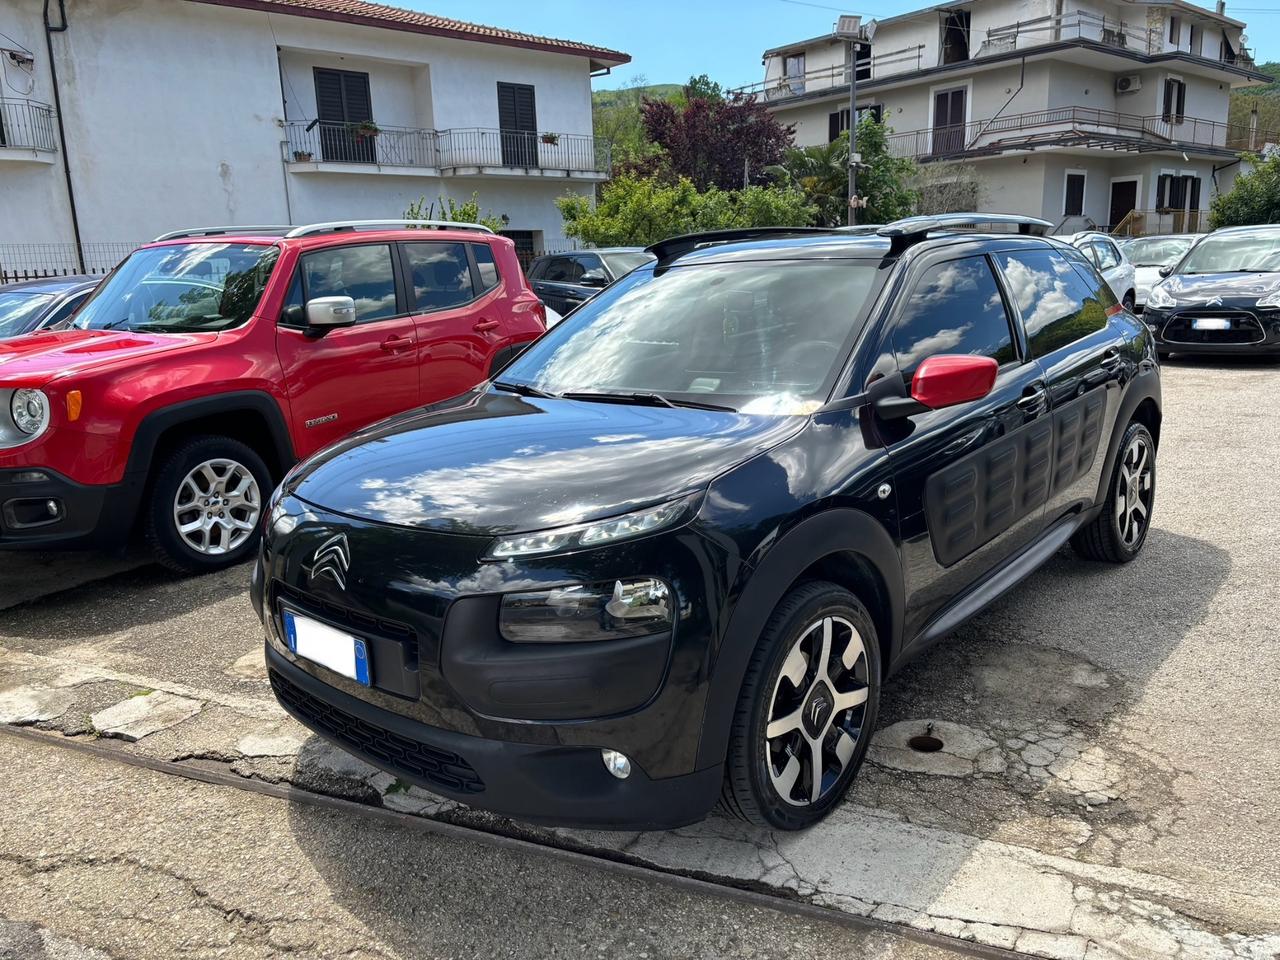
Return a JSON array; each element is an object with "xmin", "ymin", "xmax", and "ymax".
[{"xmin": 1, "ymin": 359, "xmax": 1279, "ymax": 958}]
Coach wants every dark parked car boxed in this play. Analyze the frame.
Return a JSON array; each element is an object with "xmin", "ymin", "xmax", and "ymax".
[
  {"xmin": 254, "ymin": 214, "xmax": 1161, "ymax": 832},
  {"xmin": 0, "ymin": 275, "xmax": 97, "ymax": 339},
  {"xmin": 1142, "ymin": 224, "xmax": 1280, "ymax": 356},
  {"xmin": 527, "ymin": 248, "xmax": 656, "ymax": 315}
]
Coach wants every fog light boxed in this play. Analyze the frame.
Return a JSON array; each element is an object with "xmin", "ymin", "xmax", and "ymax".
[
  {"xmin": 601, "ymin": 749, "xmax": 631, "ymax": 779},
  {"xmin": 12, "ymin": 471, "xmax": 49, "ymax": 483}
]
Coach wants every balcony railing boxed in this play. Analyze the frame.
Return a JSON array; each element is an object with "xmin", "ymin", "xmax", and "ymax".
[
  {"xmin": 0, "ymin": 99, "xmax": 57, "ymax": 153},
  {"xmin": 884, "ymin": 106, "xmax": 1279, "ymax": 161},
  {"xmin": 731, "ymin": 45, "xmax": 926, "ymax": 100},
  {"xmin": 282, "ymin": 121, "xmax": 609, "ymax": 174}
]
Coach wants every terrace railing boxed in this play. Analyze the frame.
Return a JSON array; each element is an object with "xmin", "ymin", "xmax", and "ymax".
[{"xmin": 0, "ymin": 99, "xmax": 57, "ymax": 153}]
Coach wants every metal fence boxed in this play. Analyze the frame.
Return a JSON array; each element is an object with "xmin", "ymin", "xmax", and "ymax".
[
  {"xmin": 0, "ymin": 242, "xmax": 136, "ymax": 284},
  {"xmin": 0, "ymin": 99, "xmax": 57, "ymax": 153}
]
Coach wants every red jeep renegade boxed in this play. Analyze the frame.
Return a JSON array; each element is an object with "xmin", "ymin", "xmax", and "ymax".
[{"xmin": 0, "ymin": 220, "xmax": 545, "ymax": 572}]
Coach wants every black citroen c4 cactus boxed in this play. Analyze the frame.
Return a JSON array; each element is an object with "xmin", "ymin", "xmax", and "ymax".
[{"xmin": 252, "ymin": 214, "xmax": 1162, "ymax": 831}]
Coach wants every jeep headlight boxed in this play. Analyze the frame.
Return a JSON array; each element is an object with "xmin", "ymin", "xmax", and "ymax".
[
  {"xmin": 485, "ymin": 495, "xmax": 697, "ymax": 560},
  {"xmin": 499, "ymin": 578, "xmax": 672, "ymax": 643},
  {"xmin": 11, "ymin": 389, "xmax": 50, "ymax": 435},
  {"xmin": 1146, "ymin": 283, "xmax": 1176, "ymax": 310}
]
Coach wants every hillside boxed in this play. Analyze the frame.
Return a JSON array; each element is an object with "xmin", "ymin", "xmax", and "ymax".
[
  {"xmin": 592, "ymin": 83, "xmax": 682, "ymax": 109},
  {"xmin": 1229, "ymin": 62, "xmax": 1280, "ymax": 140}
]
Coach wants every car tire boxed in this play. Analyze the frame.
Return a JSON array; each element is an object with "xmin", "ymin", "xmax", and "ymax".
[
  {"xmin": 1072, "ymin": 421, "xmax": 1156, "ymax": 564},
  {"xmin": 144, "ymin": 435, "xmax": 271, "ymax": 574},
  {"xmin": 721, "ymin": 581, "xmax": 881, "ymax": 831}
]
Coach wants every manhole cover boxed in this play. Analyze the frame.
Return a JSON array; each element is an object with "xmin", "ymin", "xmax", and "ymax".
[{"xmin": 908, "ymin": 734, "xmax": 944, "ymax": 753}]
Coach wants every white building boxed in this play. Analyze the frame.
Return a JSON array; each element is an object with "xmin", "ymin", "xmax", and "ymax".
[
  {"xmin": 736, "ymin": 0, "xmax": 1272, "ymax": 234},
  {"xmin": 0, "ymin": 0, "xmax": 627, "ymax": 275}
]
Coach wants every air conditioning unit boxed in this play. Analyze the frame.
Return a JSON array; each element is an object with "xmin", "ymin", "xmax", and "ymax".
[{"xmin": 1116, "ymin": 74, "xmax": 1143, "ymax": 94}]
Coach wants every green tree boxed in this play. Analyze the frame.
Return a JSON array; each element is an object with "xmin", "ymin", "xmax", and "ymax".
[
  {"xmin": 592, "ymin": 75, "xmax": 676, "ymax": 168},
  {"xmin": 681, "ymin": 73, "xmax": 724, "ymax": 103},
  {"xmin": 766, "ymin": 118, "xmax": 918, "ymax": 226},
  {"xmin": 556, "ymin": 175, "xmax": 815, "ymax": 247},
  {"xmin": 1209, "ymin": 152, "xmax": 1280, "ymax": 228},
  {"xmin": 405, "ymin": 192, "xmax": 506, "ymax": 233}
]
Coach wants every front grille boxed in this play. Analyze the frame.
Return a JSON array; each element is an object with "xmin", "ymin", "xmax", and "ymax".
[
  {"xmin": 274, "ymin": 581, "xmax": 414, "ymax": 642},
  {"xmin": 270, "ymin": 669, "xmax": 485, "ymax": 794},
  {"xmin": 1163, "ymin": 311, "xmax": 1265, "ymax": 345}
]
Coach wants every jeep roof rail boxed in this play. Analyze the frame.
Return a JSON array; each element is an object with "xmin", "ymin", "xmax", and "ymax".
[
  {"xmin": 152, "ymin": 225, "xmax": 294, "ymax": 242},
  {"xmin": 284, "ymin": 219, "xmax": 495, "ymax": 238},
  {"xmin": 645, "ymin": 227, "xmax": 839, "ymax": 264},
  {"xmin": 878, "ymin": 213, "xmax": 1053, "ymax": 255}
]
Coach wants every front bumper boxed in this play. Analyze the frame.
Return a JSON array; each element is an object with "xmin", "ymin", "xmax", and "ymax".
[
  {"xmin": 255, "ymin": 496, "xmax": 735, "ymax": 829},
  {"xmin": 1144, "ymin": 307, "xmax": 1280, "ymax": 355},
  {"xmin": 267, "ymin": 644, "xmax": 722, "ymax": 829},
  {"xmin": 0, "ymin": 467, "xmax": 135, "ymax": 550}
]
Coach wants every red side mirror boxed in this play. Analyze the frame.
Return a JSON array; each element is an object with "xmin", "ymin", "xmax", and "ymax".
[{"xmin": 911, "ymin": 355, "xmax": 999, "ymax": 410}]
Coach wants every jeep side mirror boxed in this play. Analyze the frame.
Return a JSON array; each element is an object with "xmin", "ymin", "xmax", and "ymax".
[
  {"xmin": 1158, "ymin": 265, "xmax": 1173, "ymax": 278},
  {"xmin": 305, "ymin": 296, "xmax": 356, "ymax": 329}
]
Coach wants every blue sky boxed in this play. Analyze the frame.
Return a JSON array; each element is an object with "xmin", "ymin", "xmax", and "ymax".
[{"xmin": 407, "ymin": 0, "xmax": 1277, "ymax": 91}]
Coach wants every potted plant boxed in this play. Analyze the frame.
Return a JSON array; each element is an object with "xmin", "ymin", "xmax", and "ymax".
[
  {"xmin": 292, "ymin": 149, "xmax": 313, "ymax": 162},
  {"xmin": 351, "ymin": 120, "xmax": 381, "ymax": 141},
  {"xmin": 540, "ymin": 132, "xmax": 560, "ymax": 146}
]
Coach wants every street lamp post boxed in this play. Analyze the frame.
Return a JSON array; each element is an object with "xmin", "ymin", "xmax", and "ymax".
[{"xmin": 834, "ymin": 16, "xmax": 877, "ymax": 226}]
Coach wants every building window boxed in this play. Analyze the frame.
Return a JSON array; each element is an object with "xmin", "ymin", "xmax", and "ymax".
[
  {"xmin": 941, "ymin": 10, "xmax": 971, "ymax": 64},
  {"xmin": 313, "ymin": 67, "xmax": 375, "ymax": 163},
  {"xmin": 1162, "ymin": 78, "xmax": 1186, "ymax": 124},
  {"xmin": 1168, "ymin": 16, "xmax": 1181, "ymax": 46},
  {"xmin": 497, "ymin": 82, "xmax": 538, "ymax": 167},
  {"xmin": 1157, "ymin": 174, "xmax": 1202, "ymax": 212},
  {"xmin": 845, "ymin": 43, "xmax": 871, "ymax": 82},
  {"xmin": 1064, "ymin": 172, "xmax": 1086, "ymax": 217},
  {"xmin": 827, "ymin": 104, "xmax": 884, "ymax": 142}
]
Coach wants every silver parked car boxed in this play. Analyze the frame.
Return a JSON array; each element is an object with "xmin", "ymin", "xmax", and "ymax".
[
  {"xmin": 1063, "ymin": 232, "xmax": 1137, "ymax": 311},
  {"xmin": 1119, "ymin": 234, "xmax": 1204, "ymax": 312}
]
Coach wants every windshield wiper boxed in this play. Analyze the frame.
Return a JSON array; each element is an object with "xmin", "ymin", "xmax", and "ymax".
[
  {"xmin": 561, "ymin": 391, "xmax": 736, "ymax": 412},
  {"xmin": 493, "ymin": 380, "xmax": 558, "ymax": 399}
]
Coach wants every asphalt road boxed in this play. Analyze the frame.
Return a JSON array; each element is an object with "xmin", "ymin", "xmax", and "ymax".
[{"xmin": 2, "ymin": 357, "xmax": 1279, "ymax": 958}]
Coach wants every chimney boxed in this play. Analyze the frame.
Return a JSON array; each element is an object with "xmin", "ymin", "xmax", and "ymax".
[{"xmin": 1215, "ymin": 1, "xmax": 1225, "ymax": 14}]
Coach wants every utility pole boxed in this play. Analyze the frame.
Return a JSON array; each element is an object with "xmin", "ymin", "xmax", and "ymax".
[{"xmin": 835, "ymin": 16, "xmax": 877, "ymax": 226}]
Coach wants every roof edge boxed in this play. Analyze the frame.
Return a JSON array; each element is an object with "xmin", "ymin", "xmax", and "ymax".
[{"xmin": 187, "ymin": 0, "xmax": 631, "ymax": 66}]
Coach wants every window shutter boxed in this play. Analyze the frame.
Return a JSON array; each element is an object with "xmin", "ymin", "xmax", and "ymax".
[
  {"xmin": 315, "ymin": 69, "xmax": 346, "ymax": 123},
  {"xmin": 342, "ymin": 72, "xmax": 372, "ymax": 123},
  {"xmin": 829, "ymin": 112, "xmax": 841, "ymax": 142},
  {"xmin": 1156, "ymin": 174, "xmax": 1171, "ymax": 209},
  {"xmin": 1175, "ymin": 81, "xmax": 1186, "ymax": 121}
]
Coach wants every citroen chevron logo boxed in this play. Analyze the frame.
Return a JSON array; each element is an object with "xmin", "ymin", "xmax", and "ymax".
[
  {"xmin": 309, "ymin": 533, "xmax": 350, "ymax": 590},
  {"xmin": 807, "ymin": 697, "xmax": 827, "ymax": 727},
  {"xmin": 1204, "ymin": 295, "xmax": 1223, "ymax": 307}
]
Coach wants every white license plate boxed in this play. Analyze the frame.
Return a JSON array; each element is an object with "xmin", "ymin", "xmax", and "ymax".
[
  {"xmin": 1191, "ymin": 317, "xmax": 1232, "ymax": 331},
  {"xmin": 282, "ymin": 609, "xmax": 370, "ymax": 685}
]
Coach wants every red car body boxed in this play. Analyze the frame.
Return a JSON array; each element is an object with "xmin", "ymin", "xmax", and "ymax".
[{"xmin": 0, "ymin": 226, "xmax": 544, "ymax": 563}]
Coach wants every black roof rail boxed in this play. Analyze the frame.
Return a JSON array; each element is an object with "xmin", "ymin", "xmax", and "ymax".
[
  {"xmin": 877, "ymin": 213, "xmax": 1054, "ymax": 255},
  {"xmin": 645, "ymin": 227, "xmax": 838, "ymax": 264}
]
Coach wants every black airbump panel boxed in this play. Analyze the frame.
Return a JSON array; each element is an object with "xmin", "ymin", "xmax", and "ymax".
[{"xmin": 925, "ymin": 389, "xmax": 1104, "ymax": 567}]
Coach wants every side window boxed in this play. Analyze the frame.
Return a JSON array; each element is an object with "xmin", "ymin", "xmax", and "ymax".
[
  {"xmin": 995, "ymin": 250, "xmax": 1109, "ymax": 358},
  {"xmin": 1093, "ymin": 240, "xmax": 1120, "ymax": 270},
  {"xmin": 404, "ymin": 241, "xmax": 475, "ymax": 311},
  {"xmin": 472, "ymin": 243, "xmax": 500, "ymax": 292},
  {"xmin": 302, "ymin": 244, "xmax": 397, "ymax": 323},
  {"xmin": 574, "ymin": 253, "xmax": 603, "ymax": 274},
  {"xmin": 542, "ymin": 257, "xmax": 583, "ymax": 283},
  {"xmin": 892, "ymin": 257, "xmax": 1017, "ymax": 376},
  {"xmin": 526, "ymin": 258, "xmax": 546, "ymax": 281},
  {"xmin": 45, "ymin": 291, "xmax": 90, "ymax": 327}
]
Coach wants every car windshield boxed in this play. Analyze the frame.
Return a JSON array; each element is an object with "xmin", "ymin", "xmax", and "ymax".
[
  {"xmin": 601, "ymin": 252, "xmax": 656, "ymax": 277},
  {"xmin": 1124, "ymin": 237, "xmax": 1195, "ymax": 267},
  {"xmin": 73, "ymin": 243, "xmax": 279, "ymax": 333},
  {"xmin": 1178, "ymin": 232, "xmax": 1280, "ymax": 275},
  {"xmin": 0, "ymin": 292, "xmax": 54, "ymax": 338},
  {"xmin": 498, "ymin": 259, "xmax": 880, "ymax": 413}
]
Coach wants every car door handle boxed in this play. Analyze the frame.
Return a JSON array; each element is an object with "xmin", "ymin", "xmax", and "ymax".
[
  {"xmin": 1101, "ymin": 347, "xmax": 1123, "ymax": 369},
  {"xmin": 380, "ymin": 334, "xmax": 414, "ymax": 352},
  {"xmin": 474, "ymin": 319, "xmax": 500, "ymax": 332},
  {"xmin": 1017, "ymin": 384, "xmax": 1048, "ymax": 413}
]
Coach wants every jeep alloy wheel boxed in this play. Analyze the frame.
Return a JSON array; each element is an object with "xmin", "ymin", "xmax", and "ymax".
[{"xmin": 173, "ymin": 458, "xmax": 262, "ymax": 555}]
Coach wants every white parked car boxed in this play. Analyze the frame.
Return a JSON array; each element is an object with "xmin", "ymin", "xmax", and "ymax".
[
  {"xmin": 1119, "ymin": 234, "xmax": 1204, "ymax": 311},
  {"xmin": 1063, "ymin": 232, "xmax": 1137, "ymax": 311}
]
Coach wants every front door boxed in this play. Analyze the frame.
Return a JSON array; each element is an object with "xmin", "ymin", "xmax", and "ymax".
[
  {"xmin": 276, "ymin": 243, "xmax": 419, "ymax": 457},
  {"xmin": 992, "ymin": 246, "xmax": 1126, "ymax": 524},
  {"xmin": 498, "ymin": 82, "xmax": 538, "ymax": 168},
  {"xmin": 529, "ymin": 254, "xmax": 585, "ymax": 314},
  {"xmin": 877, "ymin": 252, "xmax": 1051, "ymax": 643},
  {"xmin": 1109, "ymin": 180, "xmax": 1137, "ymax": 230},
  {"xmin": 932, "ymin": 88, "xmax": 967, "ymax": 156}
]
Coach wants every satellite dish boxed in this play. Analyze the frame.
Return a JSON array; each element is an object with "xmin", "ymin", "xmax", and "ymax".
[{"xmin": 1242, "ymin": 33, "xmax": 1249, "ymax": 44}]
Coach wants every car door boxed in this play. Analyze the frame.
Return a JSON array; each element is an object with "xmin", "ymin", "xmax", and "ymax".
[
  {"xmin": 563, "ymin": 253, "xmax": 608, "ymax": 313},
  {"xmin": 992, "ymin": 245, "xmax": 1126, "ymax": 524},
  {"xmin": 875, "ymin": 251, "xmax": 1053, "ymax": 644},
  {"xmin": 400, "ymin": 239, "xmax": 499, "ymax": 403},
  {"xmin": 530, "ymin": 255, "xmax": 584, "ymax": 314},
  {"xmin": 275, "ymin": 242, "xmax": 420, "ymax": 457}
]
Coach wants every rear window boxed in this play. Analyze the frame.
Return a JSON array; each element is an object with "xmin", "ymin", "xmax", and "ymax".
[
  {"xmin": 472, "ymin": 243, "xmax": 500, "ymax": 292},
  {"xmin": 500, "ymin": 259, "xmax": 880, "ymax": 413},
  {"xmin": 73, "ymin": 243, "xmax": 278, "ymax": 333},
  {"xmin": 404, "ymin": 242, "xmax": 475, "ymax": 311}
]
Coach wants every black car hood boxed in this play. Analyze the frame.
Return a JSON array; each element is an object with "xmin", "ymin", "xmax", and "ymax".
[
  {"xmin": 287, "ymin": 389, "xmax": 805, "ymax": 535},
  {"xmin": 1161, "ymin": 272, "xmax": 1280, "ymax": 306}
]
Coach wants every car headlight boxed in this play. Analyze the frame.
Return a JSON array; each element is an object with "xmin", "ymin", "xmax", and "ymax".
[
  {"xmin": 10, "ymin": 389, "xmax": 50, "ymax": 436},
  {"xmin": 1146, "ymin": 283, "xmax": 1176, "ymax": 310},
  {"xmin": 499, "ymin": 578, "xmax": 672, "ymax": 643},
  {"xmin": 1257, "ymin": 288, "xmax": 1280, "ymax": 308},
  {"xmin": 485, "ymin": 495, "xmax": 697, "ymax": 560}
]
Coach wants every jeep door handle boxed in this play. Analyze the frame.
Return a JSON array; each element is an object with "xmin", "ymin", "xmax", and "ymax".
[
  {"xmin": 380, "ymin": 334, "xmax": 414, "ymax": 352},
  {"xmin": 474, "ymin": 319, "xmax": 500, "ymax": 332}
]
